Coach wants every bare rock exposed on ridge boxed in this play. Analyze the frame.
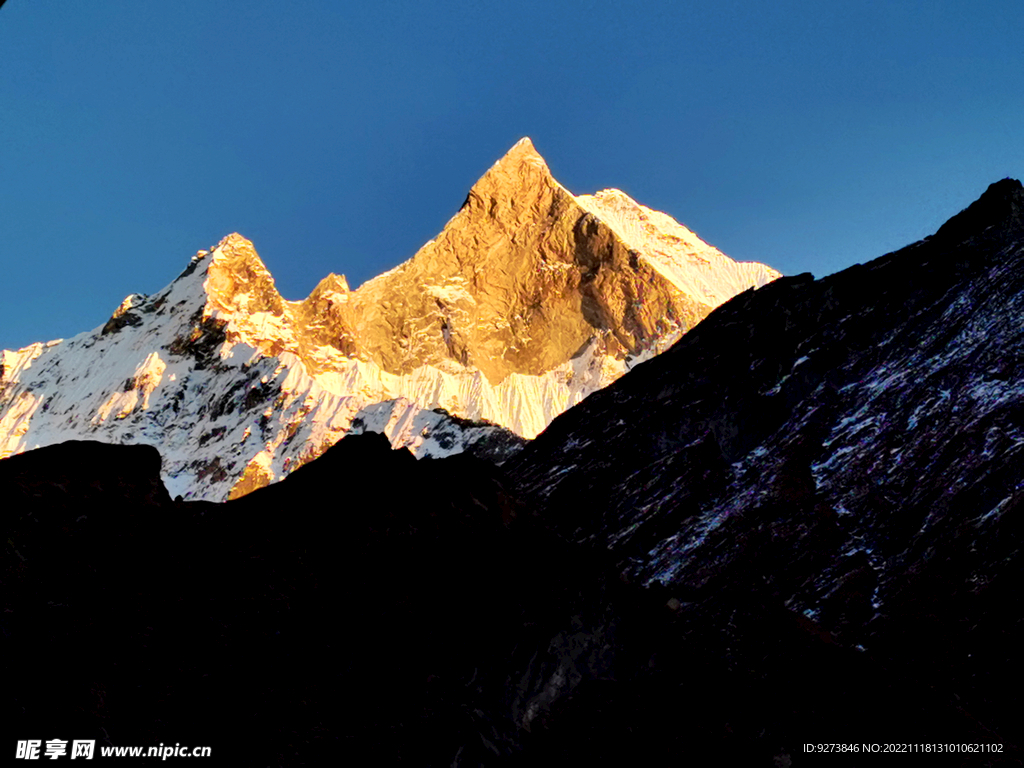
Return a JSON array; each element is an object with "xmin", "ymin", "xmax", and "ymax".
[{"xmin": 344, "ymin": 138, "xmax": 709, "ymax": 383}]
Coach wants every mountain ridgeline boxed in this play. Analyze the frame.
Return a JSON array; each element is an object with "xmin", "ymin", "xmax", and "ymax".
[
  {"xmin": 2, "ymin": 179, "xmax": 1022, "ymax": 764},
  {"xmin": 0, "ymin": 138, "xmax": 778, "ymax": 501}
]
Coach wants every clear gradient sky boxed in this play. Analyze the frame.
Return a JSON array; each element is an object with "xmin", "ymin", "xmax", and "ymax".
[{"xmin": 1, "ymin": 1, "xmax": 1022, "ymax": 352}]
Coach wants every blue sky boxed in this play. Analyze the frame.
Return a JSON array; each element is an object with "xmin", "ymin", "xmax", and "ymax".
[{"xmin": 1, "ymin": 1, "xmax": 1022, "ymax": 351}]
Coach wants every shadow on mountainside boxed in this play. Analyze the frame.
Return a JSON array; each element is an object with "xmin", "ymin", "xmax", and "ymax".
[{"xmin": 2, "ymin": 434, "xmax": 1019, "ymax": 765}]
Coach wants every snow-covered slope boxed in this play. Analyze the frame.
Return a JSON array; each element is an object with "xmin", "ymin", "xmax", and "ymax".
[
  {"xmin": 0, "ymin": 239, "xmax": 527, "ymax": 501},
  {"xmin": 0, "ymin": 139, "xmax": 779, "ymax": 500},
  {"xmin": 576, "ymin": 188, "xmax": 778, "ymax": 307}
]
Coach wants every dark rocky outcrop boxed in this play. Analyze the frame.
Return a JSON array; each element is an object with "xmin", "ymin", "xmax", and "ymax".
[{"xmin": 1, "ymin": 437, "xmax": 607, "ymax": 764}]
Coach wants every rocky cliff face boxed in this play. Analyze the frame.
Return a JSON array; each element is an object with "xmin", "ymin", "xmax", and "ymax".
[
  {"xmin": 503, "ymin": 179, "xmax": 1024, "ymax": 756},
  {"xmin": 0, "ymin": 138, "xmax": 778, "ymax": 500},
  {"xmin": 340, "ymin": 139, "xmax": 756, "ymax": 383}
]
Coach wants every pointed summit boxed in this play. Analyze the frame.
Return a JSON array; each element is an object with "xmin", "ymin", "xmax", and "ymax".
[
  {"xmin": 483, "ymin": 136, "xmax": 544, "ymax": 167},
  {"xmin": 204, "ymin": 233, "xmax": 286, "ymax": 318},
  {"xmin": 464, "ymin": 137, "xmax": 558, "ymax": 214},
  {"xmin": 494, "ymin": 136, "xmax": 546, "ymax": 167}
]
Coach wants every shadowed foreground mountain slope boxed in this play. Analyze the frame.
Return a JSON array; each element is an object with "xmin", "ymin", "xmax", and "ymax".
[
  {"xmin": 0, "ymin": 139, "xmax": 777, "ymax": 502},
  {"xmin": 507, "ymin": 178, "xmax": 1024, "ymax": 752},
  {"xmin": 2, "ymin": 434, "xmax": 1017, "ymax": 766},
  {"xmin": 3, "ymin": 181, "xmax": 1022, "ymax": 765}
]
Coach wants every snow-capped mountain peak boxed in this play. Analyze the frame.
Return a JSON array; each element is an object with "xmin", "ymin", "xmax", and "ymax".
[{"xmin": 0, "ymin": 141, "xmax": 779, "ymax": 500}]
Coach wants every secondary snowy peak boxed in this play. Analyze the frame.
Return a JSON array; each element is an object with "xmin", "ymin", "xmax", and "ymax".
[
  {"xmin": 0, "ymin": 140, "xmax": 779, "ymax": 500},
  {"xmin": 203, "ymin": 234, "xmax": 285, "ymax": 318},
  {"xmin": 575, "ymin": 189, "xmax": 780, "ymax": 308}
]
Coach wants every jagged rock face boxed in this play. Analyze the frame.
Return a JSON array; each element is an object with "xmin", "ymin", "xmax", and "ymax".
[
  {"xmin": 506, "ymin": 178, "xmax": 1024, "ymax": 749},
  {"xmin": 342, "ymin": 139, "xmax": 716, "ymax": 382},
  {"xmin": 0, "ymin": 139, "xmax": 777, "ymax": 500}
]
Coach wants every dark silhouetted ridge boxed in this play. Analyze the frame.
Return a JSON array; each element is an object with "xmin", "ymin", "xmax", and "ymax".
[{"xmin": 934, "ymin": 177, "xmax": 1024, "ymax": 244}]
